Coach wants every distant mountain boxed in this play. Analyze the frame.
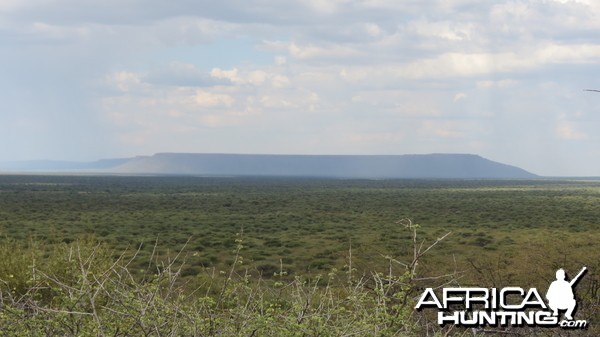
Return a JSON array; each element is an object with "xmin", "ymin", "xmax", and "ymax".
[
  {"xmin": 0, "ymin": 153, "xmax": 537, "ymax": 179},
  {"xmin": 0, "ymin": 158, "xmax": 130, "ymax": 172},
  {"xmin": 111, "ymin": 153, "xmax": 536, "ymax": 179}
]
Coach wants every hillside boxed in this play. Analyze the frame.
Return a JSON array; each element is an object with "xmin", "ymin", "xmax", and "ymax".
[
  {"xmin": 0, "ymin": 153, "xmax": 537, "ymax": 179},
  {"xmin": 111, "ymin": 153, "xmax": 536, "ymax": 179}
]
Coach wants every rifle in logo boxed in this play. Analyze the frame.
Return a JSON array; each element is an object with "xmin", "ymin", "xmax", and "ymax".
[{"xmin": 546, "ymin": 266, "xmax": 587, "ymax": 321}]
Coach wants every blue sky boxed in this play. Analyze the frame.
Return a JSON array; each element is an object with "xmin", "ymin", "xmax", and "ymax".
[{"xmin": 1, "ymin": 0, "xmax": 600, "ymax": 176}]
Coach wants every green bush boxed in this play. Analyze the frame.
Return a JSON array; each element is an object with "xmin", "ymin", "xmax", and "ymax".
[{"xmin": 0, "ymin": 228, "xmax": 444, "ymax": 337}]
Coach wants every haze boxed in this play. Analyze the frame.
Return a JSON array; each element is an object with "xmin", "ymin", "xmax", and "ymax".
[{"xmin": 2, "ymin": 0, "xmax": 600, "ymax": 176}]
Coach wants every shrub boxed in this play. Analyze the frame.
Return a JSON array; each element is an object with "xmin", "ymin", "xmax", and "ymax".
[{"xmin": 0, "ymin": 221, "xmax": 465, "ymax": 336}]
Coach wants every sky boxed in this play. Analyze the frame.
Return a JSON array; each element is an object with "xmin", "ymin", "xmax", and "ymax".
[{"xmin": 1, "ymin": 0, "xmax": 600, "ymax": 176}]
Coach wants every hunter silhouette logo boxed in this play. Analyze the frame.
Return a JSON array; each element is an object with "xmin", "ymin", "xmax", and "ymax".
[
  {"xmin": 546, "ymin": 267, "xmax": 587, "ymax": 321},
  {"xmin": 415, "ymin": 266, "xmax": 588, "ymax": 329}
]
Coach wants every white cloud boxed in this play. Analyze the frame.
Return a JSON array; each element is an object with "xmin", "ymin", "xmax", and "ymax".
[
  {"xmin": 453, "ymin": 93, "xmax": 467, "ymax": 102},
  {"xmin": 259, "ymin": 95, "xmax": 294, "ymax": 109},
  {"xmin": 408, "ymin": 19, "xmax": 474, "ymax": 42},
  {"xmin": 106, "ymin": 71, "xmax": 143, "ymax": 92},
  {"xmin": 271, "ymin": 74, "xmax": 290, "ymax": 88},
  {"xmin": 210, "ymin": 68, "xmax": 240, "ymax": 82},
  {"xmin": 365, "ymin": 23, "xmax": 383, "ymax": 37},
  {"xmin": 303, "ymin": 0, "xmax": 344, "ymax": 14},
  {"xmin": 210, "ymin": 67, "xmax": 289, "ymax": 87},
  {"xmin": 288, "ymin": 42, "xmax": 360, "ymax": 60},
  {"xmin": 555, "ymin": 121, "xmax": 588, "ymax": 140},
  {"xmin": 194, "ymin": 90, "xmax": 235, "ymax": 108},
  {"xmin": 477, "ymin": 79, "xmax": 517, "ymax": 89},
  {"xmin": 3, "ymin": 0, "xmax": 600, "ymax": 174}
]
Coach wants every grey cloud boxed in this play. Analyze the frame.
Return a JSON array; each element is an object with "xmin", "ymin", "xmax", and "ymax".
[
  {"xmin": 5, "ymin": 1, "xmax": 598, "ymax": 57},
  {"xmin": 144, "ymin": 63, "xmax": 231, "ymax": 87},
  {"xmin": 5, "ymin": 0, "xmax": 361, "ymax": 26},
  {"xmin": 2, "ymin": 0, "xmax": 600, "ymax": 175}
]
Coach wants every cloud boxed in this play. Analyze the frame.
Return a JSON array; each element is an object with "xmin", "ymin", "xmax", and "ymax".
[
  {"xmin": 453, "ymin": 93, "xmax": 467, "ymax": 102},
  {"xmin": 556, "ymin": 122, "xmax": 588, "ymax": 140},
  {"xmin": 144, "ymin": 63, "xmax": 229, "ymax": 87},
  {"xmin": 418, "ymin": 120, "xmax": 471, "ymax": 139},
  {"xmin": 477, "ymin": 79, "xmax": 517, "ymax": 89},
  {"xmin": 210, "ymin": 67, "xmax": 291, "ymax": 88},
  {"xmin": 106, "ymin": 71, "xmax": 143, "ymax": 92},
  {"xmin": 3, "ymin": 0, "xmax": 600, "ymax": 175},
  {"xmin": 407, "ymin": 19, "xmax": 474, "ymax": 42},
  {"xmin": 194, "ymin": 90, "xmax": 235, "ymax": 108}
]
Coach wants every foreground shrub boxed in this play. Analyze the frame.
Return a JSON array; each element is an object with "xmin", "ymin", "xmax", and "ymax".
[
  {"xmin": 7, "ymin": 221, "xmax": 594, "ymax": 336},
  {"xmin": 0, "ymin": 220, "xmax": 455, "ymax": 336},
  {"xmin": 0, "ymin": 238, "xmax": 431, "ymax": 336}
]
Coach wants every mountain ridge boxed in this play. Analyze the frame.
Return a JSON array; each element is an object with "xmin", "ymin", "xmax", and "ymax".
[{"xmin": 0, "ymin": 153, "xmax": 537, "ymax": 179}]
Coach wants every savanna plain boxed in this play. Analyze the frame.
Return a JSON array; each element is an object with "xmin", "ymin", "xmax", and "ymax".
[{"xmin": 0, "ymin": 175, "xmax": 598, "ymax": 336}]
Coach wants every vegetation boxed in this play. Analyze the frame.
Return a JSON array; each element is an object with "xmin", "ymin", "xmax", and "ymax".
[
  {"xmin": 0, "ymin": 223, "xmax": 449, "ymax": 336},
  {"xmin": 0, "ymin": 175, "xmax": 598, "ymax": 335}
]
